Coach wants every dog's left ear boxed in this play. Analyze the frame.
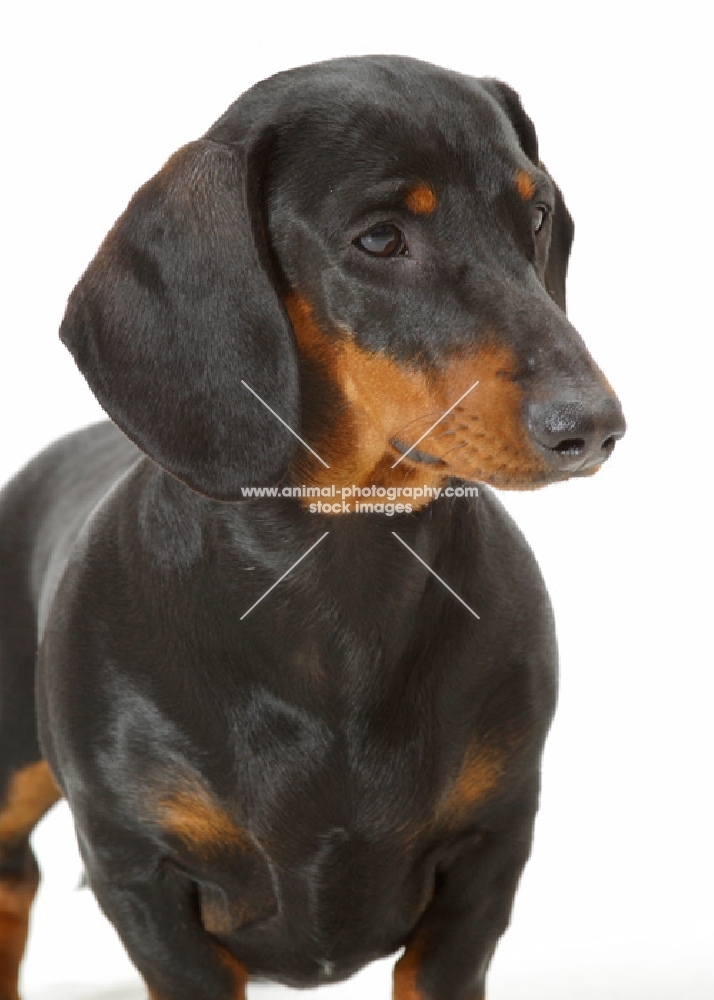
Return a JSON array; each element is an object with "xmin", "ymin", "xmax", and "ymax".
[{"xmin": 481, "ymin": 79, "xmax": 575, "ymax": 313}]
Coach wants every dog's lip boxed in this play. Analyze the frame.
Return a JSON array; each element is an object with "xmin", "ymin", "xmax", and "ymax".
[
  {"xmin": 390, "ymin": 437, "xmax": 597, "ymax": 486},
  {"xmin": 390, "ymin": 438, "xmax": 446, "ymax": 466},
  {"xmin": 571, "ymin": 462, "xmax": 602, "ymax": 478},
  {"xmin": 528, "ymin": 438, "xmax": 607, "ymax": 477}
]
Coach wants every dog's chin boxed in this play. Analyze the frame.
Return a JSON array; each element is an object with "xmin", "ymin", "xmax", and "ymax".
[
  {"xmin": 483, "ymin": 463, "xmax": 606, "ymax": 491},
  {"xmin": 573, "ymin": 463, "xmax": 603, "ymax": 478},
  {"xmin": 486, "ymin": 476, "xmax": 563, "ymax": 491}
]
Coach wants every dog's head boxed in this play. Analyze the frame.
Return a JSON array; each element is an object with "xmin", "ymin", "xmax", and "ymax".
[{"xmin": 61, "ymin": 56, "xmax": 625, "ymax": 502}]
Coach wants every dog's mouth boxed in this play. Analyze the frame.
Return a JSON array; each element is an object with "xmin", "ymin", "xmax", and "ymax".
[
  {"xmin": 389, "ymin": 438, "xmax": 446, "ymax": 466},
  {"xmin": 388, "ymin": 433, "xmax": 578, "ymax": 491}
]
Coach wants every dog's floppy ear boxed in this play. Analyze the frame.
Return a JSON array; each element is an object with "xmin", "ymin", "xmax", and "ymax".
[
  {"xmin": 480, "ymin": 79, "xmax": 574, "ymax": 313},
  {"xmin": 60, "ymin": 127, "xmax": 298, "ymax": 500}
]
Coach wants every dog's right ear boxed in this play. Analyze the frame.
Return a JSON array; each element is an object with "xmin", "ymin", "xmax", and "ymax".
[{"xmin": 60, "ymin": 131, "xmax": 299, "ymax": 501}]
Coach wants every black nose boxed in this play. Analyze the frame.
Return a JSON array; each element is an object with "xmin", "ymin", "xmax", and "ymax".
[{"xmin": 526, "ymin": 396, "xmax": 626, "ymax": 472}]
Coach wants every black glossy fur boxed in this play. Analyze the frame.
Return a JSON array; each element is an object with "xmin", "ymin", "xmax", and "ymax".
[{"xmin": 0, "ymin": 56, "xmax": 624, "ymax": 1000}]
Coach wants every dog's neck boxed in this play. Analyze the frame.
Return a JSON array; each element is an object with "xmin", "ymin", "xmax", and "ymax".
[{"xmin": 140, "ymin": 462, "xmax": 480, "ymax": 666}]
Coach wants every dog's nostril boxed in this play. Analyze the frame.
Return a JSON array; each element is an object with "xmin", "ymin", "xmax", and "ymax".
[
  {"xmin": 601, "ymin": 435, "xmax": 617, "ymax": 453},
  {"xmin": 552, "ymin": 438, "xmax": 585, "ymax": 456}
]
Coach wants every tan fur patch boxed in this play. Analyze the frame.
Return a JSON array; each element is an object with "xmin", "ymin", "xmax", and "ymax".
[
  {"xmin": 393, "ymin": 933, "xmax": 428, "ymax": 1000},
  {"xmin": 286, "ymin": 295, "xmax": 552, "ymax": 504},
  {"xmin": 404, "ymin": 183, "xmax": 437, "ymax": 216},
  {"xmin": 0, "ymin": 759, "xmax": 57, "ymax": 998},
  {"xmin": 515, "ymin": 169, "xmax": 535, "ymax": 200},
  {"xmin": 199, "ymin": 878, "xmax": 276, "ymax": 937},
  {"xmin": 155, "ymin": 777, "xmax": 250, "ymax": 855},
  {"xmin": 200, "ymin": 894, "xmax": 233, "ymax": 937},
  {"xmin": 0, "ymin": 872, "xmax": 40, "ymax": 999},
  {"xmin": 436, "ymin": 741, "xmax": 505, "ymax": 823},
  {"xmin": 217, "ymin": 948, "xmax": 249, "ymax": 999},
  {"xmin": 0, "ymin": 761, "xmax": 61, "ymax": 843},
  {"xmin": 150, "ymin": 951, "xmax": 248, "ymax": 999}
]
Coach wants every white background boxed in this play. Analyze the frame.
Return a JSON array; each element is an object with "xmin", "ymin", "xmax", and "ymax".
[{"xmin": 1, "ymin": 1, "xmax": 712, "ymax": 998}]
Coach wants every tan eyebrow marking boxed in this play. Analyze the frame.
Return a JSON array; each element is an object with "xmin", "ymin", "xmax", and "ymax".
[
  {"xmin": 515, "ymin": 169, "xmax": 535, "ymax": 201},
  {"xmin": 404, "ymin": 183, "xmax": 437, "ymax": 215}
]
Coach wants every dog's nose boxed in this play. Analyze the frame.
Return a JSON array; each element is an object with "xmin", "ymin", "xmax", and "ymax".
[{"xmin": 526, "ymin": 396, "xmax": 626, "ymax": 472}]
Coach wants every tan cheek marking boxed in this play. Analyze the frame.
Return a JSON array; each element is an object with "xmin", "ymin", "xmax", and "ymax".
[
  {"xmin": 333, "ymin": 338, "xmax": 444, "ymax": 485},
  {"xmin": 286, "ymin": 294, "xmax": 448, "ymax": 509},
  {"xmin": 415, "ymin": 341, "xmax": 553, "ymax": 489},
  {"xmin": 515, "ymin": 168, "xmax": 535, "ymax": 200},
  {"xmin": 286, "ymin": 295, "xmax": 552, "ymax": 499},
  {"xmin": 155, "ymin": 778, "xmax": 250, "ymax": 856},
  {"xmin": 404, "ymin": 183, "xmax": 437, "ymax": 216},
  {"xmin": 0, "ymin": 761, "xmax": 62, "ymax": 843}
]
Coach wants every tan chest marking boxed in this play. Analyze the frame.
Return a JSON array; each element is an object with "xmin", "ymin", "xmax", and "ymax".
[
  {"xmin": 436, "ymin": 741, "xmax": 505, "ymax": 824},
  {"xmin": 154, "ymin": 776, "xmax": 251, "ymax": 856}
]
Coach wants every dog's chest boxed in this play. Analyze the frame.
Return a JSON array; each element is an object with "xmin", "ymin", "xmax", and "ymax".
[
  {"xmin": 178, "ymin": 697, "xmax": 489, "ymax": 983},
  {"xmin": 159, "ymin": 665, "xmax": 513, "ymax": 936}
]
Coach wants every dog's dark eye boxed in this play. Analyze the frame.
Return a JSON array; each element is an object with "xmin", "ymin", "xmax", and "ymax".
[
  {"xmin": 354, "ymin": 224, "xmax": 408, "ymax": 257},
  {"xmin": 532, "ymin": 205, "xmax": 550, "ymax": 235}
]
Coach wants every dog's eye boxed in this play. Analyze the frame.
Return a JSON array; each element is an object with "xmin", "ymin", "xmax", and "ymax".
[
  {"xmin": 354, "ymin": 224, "xmax": 408, "ymax": 257},
  {"xmin": 532, "ymin": 205, "xmax": 550, "ymax": 235}
]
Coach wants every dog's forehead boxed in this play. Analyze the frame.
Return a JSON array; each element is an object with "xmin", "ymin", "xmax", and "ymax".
[
  {"xmin": 211, "ymin": 56, "xmax": 528, "ymax": 194},
  {"xmin": 272, "ymin": 59, "xmax": 521, "ymax": 172}
]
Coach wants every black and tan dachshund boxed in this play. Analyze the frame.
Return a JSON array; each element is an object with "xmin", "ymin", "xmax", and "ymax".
[{"xmin": 0, "ymin": 56, "xmax": 625, "ymax": 1000}]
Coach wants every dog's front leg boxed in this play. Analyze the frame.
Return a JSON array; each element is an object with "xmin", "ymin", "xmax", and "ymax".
[
  {"xmin": 393, "ymin": 813, "xmax": 536, "ymax": 1000},
  {"xmin": 80, "ymin": 835, "xmax": 249, "ymax": 1000}
]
